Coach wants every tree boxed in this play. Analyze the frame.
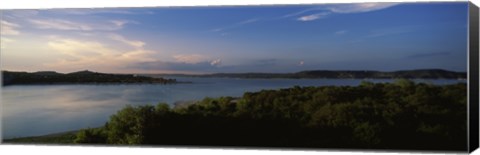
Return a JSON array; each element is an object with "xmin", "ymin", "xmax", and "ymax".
[
  {"xmin": 105, "ymin": 105, "xmax": 155, "ymax": 144},
  {"xmin": 74, "ymin": 128, "xmax": 106, "ymax": 144}
]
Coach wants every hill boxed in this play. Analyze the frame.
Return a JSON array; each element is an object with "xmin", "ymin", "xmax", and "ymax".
[
  {"xmin": 2, "ymin": 70, "xmax": 177, "ymax": 86},
  {"xmin": 162, "ymin": 69, "xmax": 466, "ymax": 79}
]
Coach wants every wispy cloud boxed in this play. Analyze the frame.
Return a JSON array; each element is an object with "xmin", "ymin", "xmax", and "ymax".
[
  {"xmin": 29, "ymin": 19, "xmax": 93, "ymax": 31},
  {"xmin": 130, "ymin": 58, "xmax": 223, "ymax": 73},
  {"xmin": 211, "ymin": 18, "xmax": 259, "ymax": 32},
  {"xmin": 52, "ymin": 9, "xmax": 153, "ymax": 15},
  {"xmin": 44, "ymin": 37, "xmax": 155, "ymax": 72},
  {"xmin": 1, "ymin": 20, "xmax": 21, "ymax": 35},
  {"xmin": 29, "ymin": 18, "xmax": 136, "ymax": 31},
  {"xmin": 172, "ymin": 54, "xmax": 222, "ymax": 67},
  {"xmin": 173, "ymin": 54, "xmax": 207, "ymax": 64},
  {"xmin": 284, "ymin": 3, "xmax": 400, "ymax": 21},
  {"xmin": 60, "ymin": 9, "xmax": 135, "ymax": 15},
  {"xmin": 298, "ymin": 60, "xmax": 305, "ymax": 66},
  {"xmin": 210, "ymin": 59, "xmax": 222, "ymax": 66},
  {"xmin": 335, "ymin": 30, "xmax": 348, "ymax": 35},
  {"xmin": 282, "ymin": 7, "xmax": 323, "ymax": 18},
  {"xmin": 327, "ymin": 3, "xmax": 400, "ymax": 14},
  {"xmin": 297, "ymin": 12, "xmax": 330, "ymax": 21},
  {"xmin": 212, "ymin": 3, "xmax": 398, "ymax": 32},
  {"xmin": 110, "ymin": 20, "xmax": 138, "ymax": 27},
  {"xmin": 109, "ymin": 34, "xmax": 145, "ymax": 48}
]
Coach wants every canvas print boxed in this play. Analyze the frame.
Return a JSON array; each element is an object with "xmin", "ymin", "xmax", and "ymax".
[{"xmin": 0, "ymin": 2, "xmax": 471, "ymax": 152}]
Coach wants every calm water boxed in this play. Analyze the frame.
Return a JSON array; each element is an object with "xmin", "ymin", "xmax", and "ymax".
[{"xmin": 1, "ymin": 77, "xmax": 465, "ymax": 139}]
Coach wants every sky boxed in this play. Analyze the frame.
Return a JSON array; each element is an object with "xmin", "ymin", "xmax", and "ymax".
[{"xmin": 0, "ymin": 2, "xmax": 469, "ymax": 74}]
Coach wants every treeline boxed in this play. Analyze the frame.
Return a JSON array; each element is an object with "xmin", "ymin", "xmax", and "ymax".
[
  {"xmin": 74, "ymin": 80, "xmax": 467, "ymax": 151},
  {"xmin": 182, "ymin": 69, "xmax": 466, "ymax": 79},
  {"xmin": 2, "ymin": 70, "xmax": 177, "ymax": 86}
]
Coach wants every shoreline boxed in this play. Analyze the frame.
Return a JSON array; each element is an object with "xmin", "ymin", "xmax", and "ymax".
[
  {"xmin": 2, "ymin": 77, "xmax": 466, "ymax": 87},
  {"xmin": 1, "ymin": 81, "xmax": 193, "ymax": 87}
]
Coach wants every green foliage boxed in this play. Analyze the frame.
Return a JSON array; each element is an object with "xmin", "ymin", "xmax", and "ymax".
[
  {"xmin": 74, "ymin": 128, "xmax": 107, "ymax": 144},
  {"xmin": 156, "ymin": 103, "xmax": 170, "ymax": 113},
  {"xmin": 105, "ymin": 105, "xmax": 157, "ymax": 144},
  {"xmin": 75, "ymin": 80, "xmax": 467, "ymax": 150},
  {"xmin": 3, "ymin": 132, "xmax": 77, "ymax": 144}
]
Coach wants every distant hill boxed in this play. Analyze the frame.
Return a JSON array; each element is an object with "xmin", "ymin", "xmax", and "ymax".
[
  {"xmin": 2, "ymin": 70, "xmax": 177, "ymax": 86},
  {"xmin": 158, "ymin": 69, "xmax": 466, "ymax": 79},
  {"xmin": 293, "ymin": 69, "xmax": 466, "ymax": 79},
  {"xmin": 33, "ymin": 71, "xmax": 63, "ymax": 76},
  {"xmin": 3, "ymin": 69, "xmax": 465, "ymax": 86},
  {"xmin": 66, "ymin": 70, "xmax": 97, "ymax": 75}
]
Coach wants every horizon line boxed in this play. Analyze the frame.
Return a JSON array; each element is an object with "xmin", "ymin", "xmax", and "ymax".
[{"xmin": 1, "ymin": 68, "xmax": 468, "ymax": 75}]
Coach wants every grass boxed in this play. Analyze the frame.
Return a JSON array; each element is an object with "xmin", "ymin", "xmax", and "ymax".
[{"xmin": 3, "ymin": 131, "xmax": 78, "ymax": 144}]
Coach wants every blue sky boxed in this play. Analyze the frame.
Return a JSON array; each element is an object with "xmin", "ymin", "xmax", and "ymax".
[{"xmin": 0, "ymin": 2, "xmax": 468, "ymax": 74}]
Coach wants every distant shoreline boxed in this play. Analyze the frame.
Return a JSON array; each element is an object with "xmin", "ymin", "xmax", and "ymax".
[
  {"xmin": 1, "ymin": 70, "xmax": 180, "ymax": 86},
  {"xmin": 2, "ymin": 69, "xmax": 467, "ymax": 86},
  {"xmin": 147, "ymin": 69, "xmax": 467, "ymax": 80}
]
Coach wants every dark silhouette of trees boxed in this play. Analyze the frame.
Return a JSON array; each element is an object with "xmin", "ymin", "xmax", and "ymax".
[
  {"xmin": 74, "ymin": 128, "xmax": 107, "ymax": 144},
  {"xmin": 73, "ymin": 80, "xmax": 467, "ymax": 151},
  {"xmin": 2, "ymin": 70, "xmax": 176, "ymax": 86},
  {"xmin": 193, "ymin": 69, "xmax": 466, "ymax": 79}
]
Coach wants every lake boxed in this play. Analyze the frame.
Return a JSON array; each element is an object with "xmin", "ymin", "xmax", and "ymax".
[{"xmin": 1, "ymin": 77, "xmax": 465, "ymax": 139}]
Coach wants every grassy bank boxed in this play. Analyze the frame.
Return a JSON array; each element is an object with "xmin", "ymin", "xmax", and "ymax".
[{"xmin": 4, "ymin": 131, "xmax": 78, "ymax": 144}]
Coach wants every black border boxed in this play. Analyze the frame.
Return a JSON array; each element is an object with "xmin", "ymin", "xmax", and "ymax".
[{"xmin": 469, "ymin": 1, "xmax": 479, "ymax": 153}]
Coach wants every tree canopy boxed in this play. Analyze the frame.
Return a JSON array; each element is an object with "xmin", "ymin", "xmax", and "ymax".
[{"xmin": 73, "ymin": 80, "xmax": 466, "ymax": 151}]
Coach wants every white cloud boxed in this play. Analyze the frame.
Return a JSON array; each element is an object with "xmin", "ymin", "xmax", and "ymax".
[
  {"xmin": 282, "ymin": 7, "xmax": 323, "ymax": 18},
  {"xmin": 327, "ymin": 3, "xmax": 399, "ymax": 14},
  {"xmin": 110, "ymin": 20, "xmax": 138, "ymax": 27},
  {"xmin": 297, "ymin": 12, "xmax": 330, "ymax": 21},
  {"xmin": 29, "ymin": 19, "xmax": 92, "ymax": 31},
  {"xmin": 47, "ymin": 38, "xmax": 116, "ymax": 59},
  {"xmin": 298, "ymin": 61, "xmax": 305, "ymax": 66},
  {"xmin": 44, "ymin": 37, "xmax": 155, "ymax": 72},
  {"xmin": 29, "ymin": 18, "xmax": 135, "ymax": 31},
  {"xmin": 1, "ymin": 20, "xmax": 21, "ymax": 35},
  {"xmin": 286, "ymin": 3, "xmax": 399, "ymax": 22},
  {"xmin": 210, "ymin": 59, "xmax": 222, "ymax": 66},
  {"xmin": 173, "ymin": 54, "xmax": 206, "ymax": 64},
  {"xmin": 109, "ymin": 34, "xmax": 145, "ymax": 48}
]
